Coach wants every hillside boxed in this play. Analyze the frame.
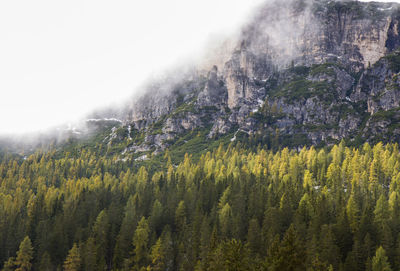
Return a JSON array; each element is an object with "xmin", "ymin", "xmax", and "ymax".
[
  {"xmin": 2, "ymin": 0, "xmax": 400, "ymax": 270},
  {"xmin": 3, "ymin": 0, "xmax": 400, "ymax": 163},
  {"xmin": 54, "ymin": 0, "xmax": 400, "ymax": 165}
]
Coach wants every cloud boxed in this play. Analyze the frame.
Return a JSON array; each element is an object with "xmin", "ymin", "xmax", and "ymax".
[
  {"xmin": 0, "ymin": 0, "xmax": 265, "ymax": 135},
  {"xmin": 0, "ymin": 0, "xmax": 398, "ymax": 135}
]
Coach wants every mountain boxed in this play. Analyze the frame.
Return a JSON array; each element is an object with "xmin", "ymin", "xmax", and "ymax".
[
  {"xmin": 3, "ymin": 1, "xmax": 400, "ymax": 270},
  {"xmin": 3, "ymin": 0, "xmax": 400, "ymax": 162},
  {"xmin": 63, "ymin": 0, "xmax": 400, "ymax": 163}
]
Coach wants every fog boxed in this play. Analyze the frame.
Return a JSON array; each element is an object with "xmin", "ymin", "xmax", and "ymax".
[
  {"xmin": 0, "ymin": 0, "xmax": 397, "ymax": 135},
  {"xmin": 0, "ymin": 0, "xmax": 265, "ymax": 135}
]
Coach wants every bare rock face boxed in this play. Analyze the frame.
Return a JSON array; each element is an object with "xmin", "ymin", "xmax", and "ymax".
[
  {"xmin": 225, "ymin": 49, "xmax": 250, "ymax": 109},
  {"xmin": 354, "ymin": 54, "xmax": 400, "ymax": 115},
  {"xmin": 198, "ymin": 66, "xmax": 227, "ymax": 106},
  {"xmin": 208, "ymin": 119, "xmax": 232, "ymax": 139},
  {"xmin": 223, "ymin": 45, "xmax": 270, "ymax": 109},
  {"xmin": 244, "ymin": 0, "xmax": 399, "ymax": 71},
  {"xmin": 94, "ymin": 0, "xmax": 400, "ymax": 155}
]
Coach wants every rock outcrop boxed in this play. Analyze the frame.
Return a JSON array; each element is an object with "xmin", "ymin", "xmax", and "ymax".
[{"xmin": 92, "ymin": 0, "xmax": 400, "ymax": 156}]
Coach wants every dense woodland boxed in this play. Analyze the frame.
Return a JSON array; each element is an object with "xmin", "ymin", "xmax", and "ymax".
[{"xmin": 1, "ymin": 142, "xmax": 400, "ymax": 270}]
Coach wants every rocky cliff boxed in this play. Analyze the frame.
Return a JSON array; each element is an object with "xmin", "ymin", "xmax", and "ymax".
[{"xmin": 88, "ymin": 0, "xmax": 400, "ymax": 159}]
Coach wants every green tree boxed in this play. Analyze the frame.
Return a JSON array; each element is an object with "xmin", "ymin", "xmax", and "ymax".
[
  {"xmin": 113, "ymin": 195, "xmax": 139, "ymax": 268},
  {"xmin": 319, "ymin": 225, "xmax": 340, "ymax": 269},
  {"xmin": 372, "ymin": 246, "xmax": 392, "ymax": 271},
  {"xmin": 265, "ymin": 225, "xmax": 306, "ymax": 271},
  {"xmin": 15, "ymin": 236, "xmax": 33, "ymax": 271},
  {"xmin": 2, "ymin": 257, "xmax": 15, "ymax": 271},
  {"xmin": 279, "ymin": 225, "xmax": 306, "ymax": 271},
  {"xmin": 209, "ymin": 239, "xmax": 252, "ymax": 271},
  {"xmin": 219, "ymin": 203, "xmax": 233, "ymax": 238},
  {"xmin": 346, "ymin": 194, "xmax": 360, "ymax": 233},
  {"xmin": 63, "ymin": 243, "xmax": 81, "ymax": 271},
  {"xmin": 92, "ymin": 210, "xmax": 109, "ymax": 270},
  {"xmin": 132, "ymin": 217, "xmax": 150, "ymax": 269},
  {"xmin": 308, "ymin": 255, "xmax": 331, "ymax": 271},
  {"xmin": 150, "ymin": 238, "xmax": 165, "ymax": 271},
  {"xmin": 174, "ymin": 200, "xmax": 186, "ymax": 234},
  {"xmin": 149, "ymin": 200, "xmax": 163, "ymax": 234},
  {"xmin": 374, "ymin": 195, "xmax": 390, "ymax": 226}
]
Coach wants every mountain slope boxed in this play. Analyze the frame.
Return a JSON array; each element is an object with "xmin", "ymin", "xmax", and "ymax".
[
  {"xmin": 3, "ymin": 0, "xmax": 400, "ymax": 162},
  {"xmin": 4, "ymin": 1, "xmax": 400, "ymax": 270},
  {"xmin": 76, "ymin": 0, "xmax": 400, "ymax": 163}
]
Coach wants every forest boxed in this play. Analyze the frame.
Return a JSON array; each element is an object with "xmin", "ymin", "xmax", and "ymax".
[{"xmin": 1, "ymin": 141, "xmax": 400, "ymax": 270}]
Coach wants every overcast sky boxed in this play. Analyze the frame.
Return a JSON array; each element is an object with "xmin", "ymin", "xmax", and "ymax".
[{"xmin": 0, "ymin": 0, "xmax": 398, "ymax": 134}]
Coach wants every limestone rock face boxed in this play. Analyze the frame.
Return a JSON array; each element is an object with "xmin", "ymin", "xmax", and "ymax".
[
  {"xmin": 198, "ymin": 66, "xmax": 227, "ymax": 106},
  {"xmin": 223, "ymin": 46, "xmax": 271, "ymax": 109},
  {"xmin": 93, "ymin": 0, "xmax": 400, "ymax": 154},
  {"xmin": 231, "ymin": 1, "xmax": 398, "ymax": 71}
]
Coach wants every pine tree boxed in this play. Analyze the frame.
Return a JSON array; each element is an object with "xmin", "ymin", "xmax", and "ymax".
[
  {"xmin": 132, "ymin": 217, "xmax": 150, "ymax": 269},
  {"xmin": 161, "ymin": 228, "xmax": 174, "ymax": 271},
  {"xmin": 92, "ymin": 210, "xmax": 109, "ymax": 270},
  {"xmin": 2, "ymin": 257, "xmax": 15, "ymax": 271},
  {"xmin": 303, "ymin": 170, "xmax": 314, "ymax": 190},
  {"xmin": 15, "ymin": 236, "xmax": 33, "ymax": 271},
  {"xmin": 175, "ymin": 200, "xmax": 186, "ymax": 234},
  {"xmin": 149, "ymin": 200, "xmax": 163, "ymax": 234},
  {"xmin": 346, "ymin": 194, "xmax": 360, "ymax": 233},
  {"xmin": 374, "ymin": 195, "xmax": 390, "ymax": 226},
  {"xmin": 218, "ymin": 203, "xmax": 233, "ymax": 238},
  {"xmin": 63, "ymin": 243, "xmax": 81, "ymax": 271},
  {"xmin": 308, "ymin": 254, "xmax": 330, "ymax": 271},
  {"xmin": 372, "ymin": 246, "xmax": 392, "ymax": 271},
  {"xmin": 319, "ymin": 225, "xmax": 340, "ymax": 269},
  {"xmin": 265, "ymin": 225, "xmax": 306, "ymax": 271},
  {"xmin": 113, "ymin": 195, "xmax": 139, "ymax": 268},
  {"xmin": 279, "ymin": 225, "xmax": 306, "ymax": 271},
  {"xmin": 209, "ymin": 239, "xmax": 252, "ymax": 271},
  {"xmin": 224, "ymin": 239, "xmax": 252, "ymax": 270},
  {"xmin": 150, "ymin": 238, "xmax": 166, "ymax": 271}
]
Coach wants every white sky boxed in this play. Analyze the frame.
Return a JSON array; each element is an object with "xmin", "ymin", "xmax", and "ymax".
[{"xmin": 0, "ymin": 0, "xmax": 398, "ymax": 134}]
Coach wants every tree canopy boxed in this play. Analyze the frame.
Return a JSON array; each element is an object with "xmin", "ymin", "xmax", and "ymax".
[{"xmin": 1, "ymin": 142, "xmax": 400, "ymax": 270}]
